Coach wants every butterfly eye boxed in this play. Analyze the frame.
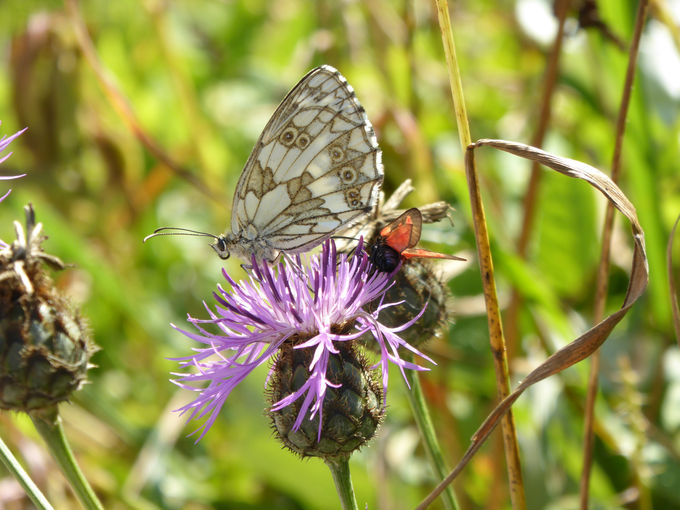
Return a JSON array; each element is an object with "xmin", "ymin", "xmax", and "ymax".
[
  {"xmin": 339, "ymin": 167, "xmax": 357, "ymax": 184},
  {"xmin": 330, "ymin": 146, "xmax": 345, "ymax": 163},
  {"xmin": 295, "ymin": 133, "xmax": 310, "ymax": 149},
  {"xmin": 211, "ymin": 236, "xmax": 231, "ymax": 260},
  {"xmin": 280, "ymin": 127, "xmax": 298, "ymax": 146}
]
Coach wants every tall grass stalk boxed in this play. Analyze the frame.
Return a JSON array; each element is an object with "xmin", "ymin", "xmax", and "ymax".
[{"xmin": 434, "ymin": 1, "xmax": 526, "ymax": 508}]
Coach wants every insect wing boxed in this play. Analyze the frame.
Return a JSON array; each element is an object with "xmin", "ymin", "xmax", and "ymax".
[
  {"xmin": 229, "ymin": 65, "xmax": 384, "ymax": 257},
  {"xmin": 376, "ymin": 208, "xmax": 465, "ymax": 265},
  {"xmin": 401, "ymin": 248, "xmax": 466, "ymax": 261},
  {"xmin": 380, "ymin": 208, "xmax": 423, "ymax": 253}
]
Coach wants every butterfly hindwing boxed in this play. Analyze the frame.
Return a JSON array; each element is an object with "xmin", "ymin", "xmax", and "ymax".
[{"xmin": 227, "ymin": 66, "xmax": 383, "ymax": 260}]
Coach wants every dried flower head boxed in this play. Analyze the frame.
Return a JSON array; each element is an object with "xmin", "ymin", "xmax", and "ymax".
[
  {"xmin": 0, "ymin": 124, "xmax": 95, "ymax": 412},
  {"xmin": 0, "ymin": 211, "xmax": 95, "ymax": 413}
]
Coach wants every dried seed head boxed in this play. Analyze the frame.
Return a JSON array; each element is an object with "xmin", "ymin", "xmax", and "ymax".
[
  {"xmin": 0, "ymin": 205, "xmax": 95, "ymax": 412},
  {"xmin": 368, "ymin": 259, "xmax": 450, "ymax": 350}
]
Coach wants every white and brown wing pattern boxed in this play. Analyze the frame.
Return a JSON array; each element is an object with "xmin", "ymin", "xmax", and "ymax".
[{"xmin": 219, "ymin": 65, "xmax": 384, "ymax": 261}]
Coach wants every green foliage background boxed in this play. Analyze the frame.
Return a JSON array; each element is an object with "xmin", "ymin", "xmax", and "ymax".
[{"xmin": 1, "ymin": 0, "xmax": 679, "ymax": 509}]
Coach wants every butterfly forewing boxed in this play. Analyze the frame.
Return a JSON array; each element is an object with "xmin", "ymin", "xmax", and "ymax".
[{"xmin": 226, "ymin": 65, "xmax": 383, "ymax": 260}]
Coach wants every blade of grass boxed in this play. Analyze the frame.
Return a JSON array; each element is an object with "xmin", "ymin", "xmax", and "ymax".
[
  {"xmin": 434, "ymin": 2, "xmax": 525, "ymax": 508},
  {"xmin": 0, "ymin": 436, "xmax": 54, "ymax": 510},
  {"xmin": 581, "ymin": 3, "xmax": 648, "ymax": 508},
  {"xmin": 434, "ymin": 2, "xmax": 526, "ymax": 509},
  {"xmin": 403, "ymin": 360, "xmax": 459, "ymax": 510}
]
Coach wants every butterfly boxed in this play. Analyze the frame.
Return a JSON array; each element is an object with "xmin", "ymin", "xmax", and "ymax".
[
  {"xmin": 146, "ymin": 66, "xmax": 384, "ymax": 262},
  {"xmin": 368, "ymin": 208, "xmax": 465, "ymax": 272}
]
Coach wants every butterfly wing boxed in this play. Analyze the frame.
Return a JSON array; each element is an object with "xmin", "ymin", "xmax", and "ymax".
[
  {"xmin": 230, "ymin": 65, "xmax": 383, "ymax": 255},
  {"xmin": 380, "ymin": 208, "xmax": 423, "ymax": 253}
]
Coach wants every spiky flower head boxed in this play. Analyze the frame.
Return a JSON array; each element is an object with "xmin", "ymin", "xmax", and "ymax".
[
  {"xmin": 0, "ymin": 205, "xmax": 95, "ymax": 412},
  {"xmin": 367, "ymin": 260, "xmax": 450, "ymax": 348},
  {"xmin": 0, "ymin": 126, "xmax": 95, "ymax": 412},
  {"xmin": 173, "ymin": 240, "xmax": 433, "ymax": 452}
]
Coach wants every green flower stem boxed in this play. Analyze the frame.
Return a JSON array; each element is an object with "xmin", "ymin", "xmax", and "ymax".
[
  {"xmin": 30, "ymin": 408, "xmax": 103, "ymax": 510},
  {"xmin": 0, "ymin": 436, "xmax": 54, "ymax": 509},
  {"xmin": 325, "ymin": 457, "xmax": 359, "ymax": 510},
  {"xmin": 403, "ymin": 365, "xmax": 459, "ymax": 510}
]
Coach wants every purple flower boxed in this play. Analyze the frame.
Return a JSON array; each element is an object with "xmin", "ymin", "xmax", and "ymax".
[
  {"xmin": 172, "ymin": 239, "xmax": 434, "ymax": 441},
  {"xmin": 1, "ymin": 123, "xmax": 27, "ymax": 248}
]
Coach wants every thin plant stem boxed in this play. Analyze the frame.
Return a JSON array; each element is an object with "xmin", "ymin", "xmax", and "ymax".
[
  {"xmin": 462, "ymin": 145, "xmax": 525, "ymax": 509},
  {"xmin": 434, "ymin": 0, "xmax": 470, "ymax": 149},
  {"xmin": 0, "ymin": 436, "xmax": 54, "ymax": 510},
  {"xmin": 403, "ymin": 363, "xmax": 459, "ymax": 510},
  {"xmin": 506, "ymin": 0, "xmax": 571, "ymax": 354},
  {"xmin": 580, "ymin": 2, "xmax": 649, "ymax": 508},
  {"xmin": 418, "ymin": 136, "xmax": 649, "ymax": 510},
  {"xmin": 434, "ymin": 1, "xmax": 526, "ymax": 508},
  {"xmin": 30, "ymin": 408, "xmax": 104, "ymax": 510},
  {"xmin": 325, "ymin": 457, "xmax": 359, "ymax": 510}
]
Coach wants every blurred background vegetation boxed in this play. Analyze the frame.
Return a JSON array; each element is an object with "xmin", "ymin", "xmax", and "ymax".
[{"xmin": 1, "ymin": 0, "xmax": 679, "ymax": 508}]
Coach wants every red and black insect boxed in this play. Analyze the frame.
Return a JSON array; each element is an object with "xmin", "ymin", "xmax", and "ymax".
[{"xmin": 368, "ymin": 208, "xmax": 465, "ymax": 272}]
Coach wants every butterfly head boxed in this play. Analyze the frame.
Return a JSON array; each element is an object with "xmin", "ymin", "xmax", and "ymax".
[
  {"xmin": 144, "ymin": 227, "xmax": 231, "ymax": 258},
  {"xmin": 210, "ymin": 235, "xmax": 230, "ymax": 260}
]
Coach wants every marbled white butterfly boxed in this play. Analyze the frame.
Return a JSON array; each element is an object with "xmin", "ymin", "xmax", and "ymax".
[{"xmin": 147, "ymin": 66, "xmax": 384, "ymax": 262}]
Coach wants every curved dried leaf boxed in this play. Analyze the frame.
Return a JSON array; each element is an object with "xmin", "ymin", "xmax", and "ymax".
[{"xmin": 418, "ymin": 139, "xmax": 649, "ymax": 509}]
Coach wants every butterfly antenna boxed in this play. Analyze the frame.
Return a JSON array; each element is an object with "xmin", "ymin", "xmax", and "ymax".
[{"xmin": 143, "ymin": 227, "xmax": 220, "ymax": 243}]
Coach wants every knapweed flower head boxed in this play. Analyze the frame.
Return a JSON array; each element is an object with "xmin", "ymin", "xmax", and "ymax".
[{"xmin": 173, "ymin": 239, "xmax": 434, "ymax": 444}]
